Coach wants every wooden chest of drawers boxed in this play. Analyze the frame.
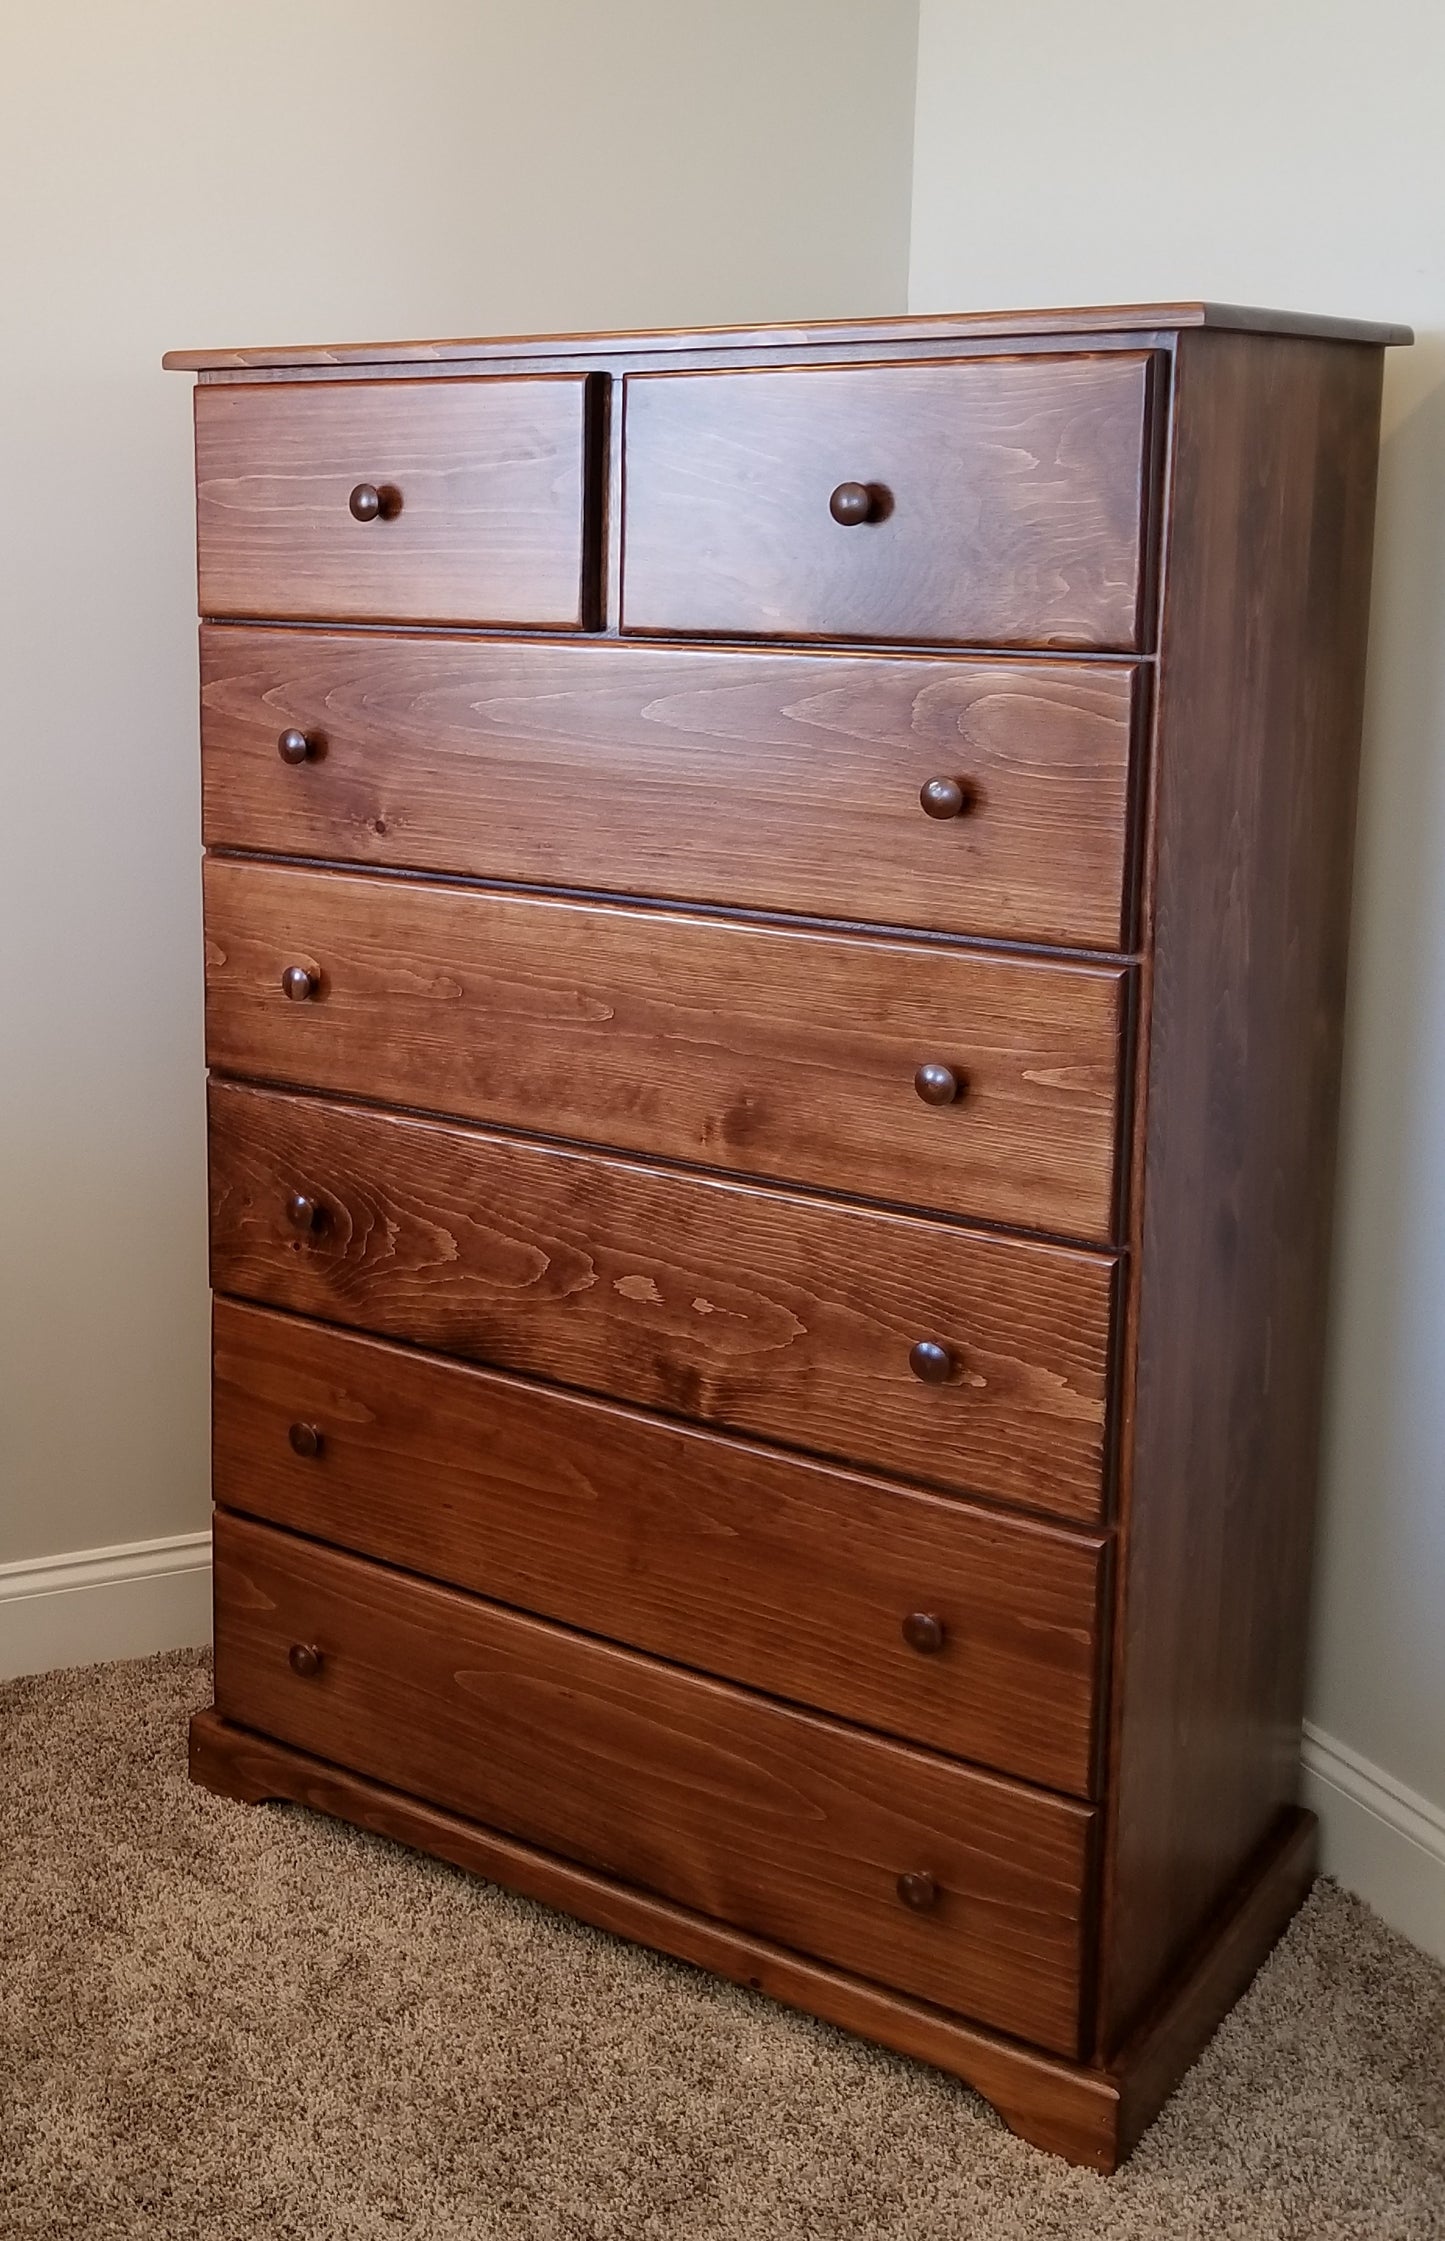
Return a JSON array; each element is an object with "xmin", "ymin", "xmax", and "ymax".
[{"xmin": 168, "ymin": 300, "xmax": 1408, "ymax": 2169}]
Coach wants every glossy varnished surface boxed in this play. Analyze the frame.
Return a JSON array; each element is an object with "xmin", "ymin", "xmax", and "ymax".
[
  {"xmin": 213, "ymin": 1300, "xmax": 1108, "ymax": 1791},
  {"xmin": 621, "ymin": 355, "xmax": 1156, "ymax": 649},
  {"xmin": 203, "ymin": 859, "xmax": 1129, "ymax": 1239},
  {"xmin": 212, "ymin": 1512, "xmax": 1094, "ymax": 2053},
  {"xmin": 207, "ymin": 1081, "xmax": 1117, "ymax": 1521},
  {"xmin": 194, "ymin": 376, "xmax": 594, "ymax": 626},
  {"xmin": 200, "ymin": 628, "xmax": 1142, "ymax": 950}
]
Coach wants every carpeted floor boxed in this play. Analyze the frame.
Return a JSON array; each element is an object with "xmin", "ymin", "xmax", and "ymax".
[{"xmin": 1, "ymin": 1650, "xmax": 1441, "ymax": 2239}]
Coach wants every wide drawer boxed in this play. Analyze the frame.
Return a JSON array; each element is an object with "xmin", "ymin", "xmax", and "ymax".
[
  {"xmin": 207, "ymin": 1082, "xmax": 1116, "ymax": 1523},
  {"xmin": 200, "ymin": 627, "xmax": 1141, "ymax": 950},
  {"xmin": 213, "ymin": 1300, "xmax": 1107, "ymax": 1792},
  {"xmin": 193, "ymin": 376, "xmax": 594, "ymax": 627},
  {"xmin": 621, "ymin": 354, "xmax": 1156, "ymax": 649},
  {"xmin": 212, "ymin": 1511, "xmax": 1094, "ymax": 2052},
  {"xmin": 204, "ymin": 859, "xmax": 1128, "ymax": 1241}
]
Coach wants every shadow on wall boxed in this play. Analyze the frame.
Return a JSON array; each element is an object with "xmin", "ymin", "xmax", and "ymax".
[{"xmin": 1312, "ymin": 331, "xmax": 1445, "ymax": 1804}]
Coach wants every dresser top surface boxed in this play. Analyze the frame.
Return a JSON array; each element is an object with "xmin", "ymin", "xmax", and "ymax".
[{"xmin": 163, "ymin": 300, "xmax": 1411, "ymax": 373}]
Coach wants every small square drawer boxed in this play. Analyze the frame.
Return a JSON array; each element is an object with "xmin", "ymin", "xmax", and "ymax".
[
  {"xmin": 194, "ymin": 375, "xmax": 595, "ymax": 628},
  {"xmin": 621, "ymin": 353, "xmax": 1157, "ymax": 650}
]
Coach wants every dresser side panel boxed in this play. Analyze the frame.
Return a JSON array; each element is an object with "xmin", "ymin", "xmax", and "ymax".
[{"xmin": 1099, "ymin": 328, "xmax": 1385, "ymax": 2047}]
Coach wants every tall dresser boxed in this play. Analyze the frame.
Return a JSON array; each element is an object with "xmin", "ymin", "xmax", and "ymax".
[{"xmin": 166, "ymin": 302, "xmax": 1408, "ymax": 2169}]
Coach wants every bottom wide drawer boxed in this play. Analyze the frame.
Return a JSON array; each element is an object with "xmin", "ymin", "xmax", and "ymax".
[{"xmin": 213, "ymin": 1511, "xmax": 1094, "ymax": 2055}]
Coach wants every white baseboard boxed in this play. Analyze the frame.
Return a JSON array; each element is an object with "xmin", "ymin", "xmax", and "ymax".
[
  {"xmin": 0, "ymin": 1530, "xmax": 212, "ymax": 1681},
  {"xmin": 1302, "ymin": 1720, "xmax": 1445, "ymax": 1963}
]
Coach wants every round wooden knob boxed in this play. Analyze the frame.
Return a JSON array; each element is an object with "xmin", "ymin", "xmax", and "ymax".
[
  {"xmin": 281, "ymin": 965, "xmax": 318, "ymax": 1002},
  {"xmin": 288, "ymin": 1642, "xmax": 324, "ymax": 1678},
  {"xmin": 919, "ymin": 777, "xmax": 969, "ymax": 821},
  {"xmin": 896, "ymin": 1871, "xmax": 939, "ymax": 1912},
  {"xmin": 914, "ymin": 1064, "xmax": 961, "ymax": 1107},
  {"xmin": 288, "ymin": 1421, "xmax": 323, "ymax": 1459},
  {"xmin": 908, "ymin": 1340, "xmax": 956, "ymax": 1385},
  {"xmin": 286, "ymin": 1192, "xmax": 321, "ymax": 1233},
  {"xmin": 829, "ymin": 480, "xmax": 874, "ymax": 526},
  {"xmin": 277, "ymin": 729, "xmax": 315, "ymax": 765},
  {"xmin": 902, "ymin": 1611, "xmax": 946, "ymax": 1655},
  {"xmin": 349, "ymin": 482, "xmax": 382, "ymax": 522}
]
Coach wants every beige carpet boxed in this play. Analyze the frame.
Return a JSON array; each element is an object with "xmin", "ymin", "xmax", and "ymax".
[{"xmin": 1, "ymin": 1650, "xmax": 1441, "ymax": 2240}]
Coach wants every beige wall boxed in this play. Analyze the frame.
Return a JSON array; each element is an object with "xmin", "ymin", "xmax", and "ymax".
[
  {"xmin": 0, "ymin": 0, "xmax": 918, "ymax": 1567},
  {"xmin": 911, "ymin": 0, "xmax": 1445, "ymax": 1882}
]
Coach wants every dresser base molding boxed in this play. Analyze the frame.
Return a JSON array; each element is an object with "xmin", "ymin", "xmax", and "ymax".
[{"xmin": 188, "ymin": 1707, "xmax": 1316, "ymax": 2173}]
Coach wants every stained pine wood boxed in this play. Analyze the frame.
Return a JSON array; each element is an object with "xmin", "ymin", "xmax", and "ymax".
[
  {"xmin": 1096, "ymin": 333, "xmax": 1387, "ymax": 2047},
  {"xmin": 194, "ymin": 376, "xmax": 595, "ymax": 626},
  {"xmin": 160, "ymin": 302, "xmax": 1412, "ymax": 373},
  {"xmin": 211, "ymin": 1512, "xmax": 1094, "ymax": 2054},
  {"xmin": 207, "ymin": 1081, "xmax": 1116, "ymax": 1522},
  {"xmin": 203, "ymin": 859, "xmax": 1128, "ymax": 1240},
  {"xmin": 212, "ymin": 1299, "xmax": 1107, "ymax": 1792},
  {"xmin": 200, "ymin": 627, "xmax": 1141, "ymax": 950},
  {"xmin": 621, "ymin": 355, "xmax": 1156, "ymax": 650},
  {"xmin": 173, "ymin": 305, "xmax": 1403, "ymax": 2167}
]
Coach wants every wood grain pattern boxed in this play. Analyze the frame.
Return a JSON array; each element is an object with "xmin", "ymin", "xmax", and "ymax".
[
  {"xmin": 200, "ymin": 627, "xmax": 1142, "ymax": 950},
  {"xmin": 194, "ymin": 376, "xmax": 594, "ymax": 626},
  {"xmin": 1097, "ymin": 332, "xmax": 1386, "ymax": 2045},
  {"xmin": 212, "ymin": 1299, "xmax": 1108, "ymax": 1792},
  {"xmin": 160, "ymin": 301, "xmax": 1413, "ymax": 373},
  {"xmin": 203, "ymin": 859, "xmax": 1129, "ymax": 1240},
  {"xmin": 211, "ymin": 1512, "xmax": 1095, "ymax": 2053},
  {"xmin": 207, "ymin": 1081, "xmax": 1117, "ymax": 1522},
  {"xmin": 621, "ymin": 355, "xmax": 1156, "ymax": 650},
  {"xmin": 189, "ymin": 1707, "xmax": 1123, "ymax": 2168}
]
